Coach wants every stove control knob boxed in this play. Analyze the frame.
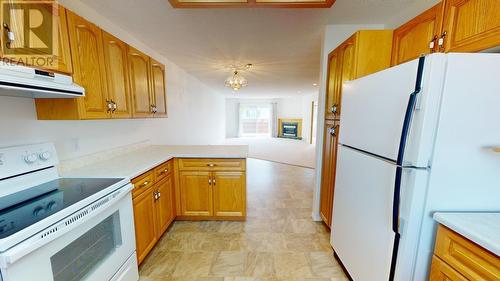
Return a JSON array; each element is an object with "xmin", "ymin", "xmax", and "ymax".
[
  {"xmin": 33, "ymin": 206, "xmax": 44, "ymax": 217},
  {"xmin": 46, "ymin": 201, "xmax": 57, "ymax": 211},
  {"xmin": 39, "ymin": 151, "xmax": 51, "ymax": 161},
  {"xmin": 24, "ymin": 153, "xmax": 38, "ymax": 164}
]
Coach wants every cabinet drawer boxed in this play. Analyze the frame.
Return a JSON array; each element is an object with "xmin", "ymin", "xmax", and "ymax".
[
  {"xmin": 154, "ymin": 160, "xmax": 173, "ymax": 182},
  {"xmin": 434, "ymin": 225, "xmax": 500, "ymax": 281},
  {"xmin": 131, "ymin": 171, "xmax": 155, "ymax": 198},
  {"xmin": 178, "ymin": 158, "xmax": 246, "ymax": 171},
  {"xmin": 429, "ymin": 256, "xmax": 468, "ymax": 281}
]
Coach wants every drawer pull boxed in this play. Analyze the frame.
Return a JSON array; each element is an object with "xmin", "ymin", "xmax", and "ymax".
[
  {"xmin": 140, "ymin": 181, "xmax": 149, "ymax": 188},
  {"xmin": 160, "ymin": 169, "xmax": 168, "ymax": 174},
  {"xmin": 207, "ymin": 163, "xmax": 216, "ymax": 167}
]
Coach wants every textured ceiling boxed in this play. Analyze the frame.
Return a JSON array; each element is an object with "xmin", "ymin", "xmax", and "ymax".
[{"xmin": 77, "ymin": 0, "xmax": 438, "ymax": 98}]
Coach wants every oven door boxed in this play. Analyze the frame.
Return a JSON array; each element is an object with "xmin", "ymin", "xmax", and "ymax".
[{"xmin": 0, "ymin": 188, "xmax": 138, "ymax": 281}]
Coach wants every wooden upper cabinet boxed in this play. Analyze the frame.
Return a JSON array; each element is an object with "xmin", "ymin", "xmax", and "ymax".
[
  {"xmin": 132, "ymin": 185, "xmax": 157, "ymax": 265},
  {"xmin": 325, "ymin": 51, "xmax": 341, "ymax": 120},
  {"xmin": 179, "ymin": 171, "xmax": 213, "ymax": 217},
  {"xmin": 391, "ymin": 3, "xmax": 443, "ymax": 66},
  {"xmin": 66, "ymin": 10, "xmax": 109, "ymax": 119},
  {"xmin": 213, "ymin": 171, "xmax": 246, "ymax": 217},
  {"xmin": 150, "ymin": 59, "xmax": 167, "ymax": 118},
  {"xmin": 102, "ymin": 31, "xmax": 132, "ymax": 119},
  {"xmin": 128, "ymin": 47, "xmax": 153, "ymax": 118},
  {"xmin": 323, "ymin": 30, "xmax": 392, "ymax": 121},
  {"xmin": 442, "ymin": 0, "xmax": 500, "ymax": 52},
  {"xmin": 0, "ymin": 2, "xmax": 72, "ymax": 73}
]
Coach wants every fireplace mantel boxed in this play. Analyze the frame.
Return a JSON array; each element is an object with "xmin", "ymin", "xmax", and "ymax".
[{"xmin": 278, "ymin": 118, "xmax": 303, "ymax": 140}]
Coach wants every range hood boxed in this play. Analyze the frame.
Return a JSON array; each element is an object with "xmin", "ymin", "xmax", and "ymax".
[{"xmin": 0, "ymin": 63, "xmax": 84, "ymax": 98}]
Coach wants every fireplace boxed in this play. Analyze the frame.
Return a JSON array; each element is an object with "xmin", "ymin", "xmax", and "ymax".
[{"xmin": 278, "ymin": 118, "xmax": 302, "ymax": 140}]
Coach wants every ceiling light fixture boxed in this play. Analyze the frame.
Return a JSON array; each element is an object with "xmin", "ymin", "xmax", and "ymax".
[{"xmin": 225, "ymin": 70, "xmax": 248, "ymax": 91}]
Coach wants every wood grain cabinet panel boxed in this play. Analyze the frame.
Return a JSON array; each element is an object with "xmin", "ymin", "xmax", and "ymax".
[
  {"xmin": 319, "ymin": 120, "xmax": 339, "ymax": 228},
  {"xmin": 128, "ymin": 47, "xmax": 153, "ymax": 118},
  {"xmin": 391, "ymin": 3, "xmax": 443, "ymax": 65},
  {"xmin": 429, "ymin": 256, "xmax": 469, "ymax": 281},
  {"xmin": 154, "ymin": 176, "xmax": 175, "ymax": 238},
  {"xmin": 66, "ymin": 10, "xmax": 109, "ymax": 119},
  {"xmin": 179, "ymin": 171, "xmax": 213, "ymax": 217},
  {"xmin": 442, "ymin": 0, "xmax": 500, "ymax": 52},
  {"xmin": 132, "ymin": 185, "xmax": 157, "ymax": 265},
  {"xmin": 213, "ymin": 171, "xmax": 246, "ymax": 217},
  {"xmin": 150, "ymin": 58, "xmax": 167, "ymax": 118},
  {"xmin": 0, "ymin": 3, "xmax": 73, "ymax": 73},
  {"xmin": 102, "ymin": 31, "xmax": 132, "ymax": 119},
  {"xmin": 433, "ymin": 225, "xmax": 500, "ymax": 281},
  {"xmin": 324, "ymin": 51, "xmax": 341, "ymax": 120},
  {"xmin": 178, "ymin": 158, "xmax": 246, "ymax": 171}
]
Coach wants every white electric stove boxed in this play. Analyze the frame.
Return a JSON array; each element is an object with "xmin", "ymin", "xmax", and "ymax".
[{"xmin": 0, "ymin": 143, "xmax": 138, "ymax": 281}]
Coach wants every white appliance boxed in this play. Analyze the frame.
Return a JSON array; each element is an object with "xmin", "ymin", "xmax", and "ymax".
[
  {"xmin": 331, "ymin": 53, "xmax": 500, "ymax": 281},
  {"xmin": 0, "ymin": 143, "xmax": 138, "ymax": 281},
  {"xmin": 0, "ymin": 63, "xmax": 84, "ymax": 98}
]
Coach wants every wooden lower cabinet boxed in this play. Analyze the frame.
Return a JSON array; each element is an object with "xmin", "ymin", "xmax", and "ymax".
[
  {"xmin": 319, "ymin": 120, "xmax": 339, "ymax": 228},
  {"xmin": 429, "ymin": 225, "xmax": 500, "ymax": 281},
  {"xmin": 154, "ymin": 176, "xmax": 175, "ymax": 239},
  {"xmin": 132, "ymin": 185, "xmax": 157, "ymax": 264},
  {"xmin": 131, "ymin": 160, "xmax": 176, "ymax": 265},
  {"xmin": 213, "ymin": 171, "xmax": 246, "ymax": 217},
  {"xmin": 179, "ymin": 171, "xmax": 213, "ymax": 217},
  {"xmin": 177, "ymin": 158, "xmax": 247, "ymax": 220}
]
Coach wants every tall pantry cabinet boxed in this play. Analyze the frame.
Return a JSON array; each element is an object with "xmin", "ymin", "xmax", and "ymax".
[{"xmin": 319, "ymin": 30, "xmax": 393, "ymax": 228}]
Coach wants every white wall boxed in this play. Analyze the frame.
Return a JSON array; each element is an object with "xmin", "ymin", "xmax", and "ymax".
[
  {"xmin": 0, "ymin": 0, "xmax": 225, "ymax": 161},
  {"xmin": 312, "ymin": 24, "xmax": 385, "ymax": 221}
]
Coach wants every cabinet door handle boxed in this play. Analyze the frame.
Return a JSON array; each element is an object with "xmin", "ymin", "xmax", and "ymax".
[
  {"xmin": 157, "ymin": 191, "xmax": 161, "ymax": 199},
  {"xmin": 213, "ymin": 178, "xmax": 216, "ymax": 186},
  {"xmin": 208, "ymin": 178, "xmax": 212, "ymax": 185},
  {"xmin": 153, "ymin": 191, "xmax": 158, "ymax": 200},
  {"xmin": 331, "ymin": 104, "xmax": 338, "ymax": 114},
  {"xmin": 429, "ymin": 35, "xmax": 438, "ymax": 51},
  {"xmin": 437, "ymin": 31, "xmax": 447, "ymax": 50},
  {"xmin": 111, "ymin": 100, "xmax": 117, "ymax": 112},
  {"xmin": 106, "ymin": 99, "xmax": 113, "ymax": 112}
]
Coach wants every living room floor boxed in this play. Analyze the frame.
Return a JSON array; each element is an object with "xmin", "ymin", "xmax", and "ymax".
[
  {"xmin": 224, "ymin": 137, "xmax": 316, "ymax": 168},
  {"xmin": 138, "ymin": 158, "xmax": 346, "ymax": 281}
]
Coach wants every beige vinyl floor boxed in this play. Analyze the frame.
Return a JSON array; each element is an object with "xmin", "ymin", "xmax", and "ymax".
[{"xmin": 139, "ymin": 158, "xmax": 347, "ymax": 281}]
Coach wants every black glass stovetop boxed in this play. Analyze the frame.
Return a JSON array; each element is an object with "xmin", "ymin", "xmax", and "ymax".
[{"xmin": 0, "ymin": 178, "xmax": 123, "ymax": 240}]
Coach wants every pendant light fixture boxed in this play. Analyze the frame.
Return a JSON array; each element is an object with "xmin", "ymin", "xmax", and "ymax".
[{"xmin": 224, "ymin": 64, "xmax": 252, "ymax": 91}]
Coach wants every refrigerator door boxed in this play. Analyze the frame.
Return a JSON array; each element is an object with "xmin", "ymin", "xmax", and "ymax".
[
  {"xmin": 331, "ymin": 145, "xmax": 397, "ymax": 281},
  {"xmin": 339, "ymin": 54, "xmax": 447, "ymax": 168}
]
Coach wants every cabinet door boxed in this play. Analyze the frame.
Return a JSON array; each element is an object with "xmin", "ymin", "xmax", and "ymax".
[
  {"xmin": 179, "ymin": 171, "xmax": 213, "ymax": 216},
  {"xmin": 442, "ymin": 0, "xmax": 500, "ymax": 52},
  {"xmin": 213, "ymin": 171, "xmax": 246, "ymax": 217},
  {"xmin": 150, "ymin": 58, "xmax": 167, "ymax": 118},
  {"xmin": 429, "ymin": 256, "xmax": 468, "ymax": 281},
  {"xmin": 325, "ymin": 50, "xmax": 341, "ymax": 120},
  {"xmin": 132, "ymin": 185, "xmax": 157, "ymax": 265},
  {"xmin": 319, "ymin": 120, "xmax": 339, "ymax": 227},
  {"xmin": 102, "ymin": 31, "xmax": 132, "ymax": 119},
  {"xmin": 335, "ymin": 42, "xmax": 355, "ymax": 119},
  {"xmin": 391, "ymin": 3, "xmax": 443, "ymax": 66},
  {"xmin": 66, "ymin": 10, "xmax": 109, "ymax": 119},
  {"xmin": 0, "ymin": 3, "xmax": 73, "ymax": 73},
  {"xmin": 128, "ymin": 47, "xmax": 153, "ymax": 118},
  {"xmin": 154, "ymin": 176, "xmax": 175, "ymax": 238}
]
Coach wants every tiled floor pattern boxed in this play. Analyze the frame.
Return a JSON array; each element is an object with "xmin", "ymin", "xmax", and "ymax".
[{"xmin": 139, "ymin": 158, "xmax": 348, "ymax": 281}]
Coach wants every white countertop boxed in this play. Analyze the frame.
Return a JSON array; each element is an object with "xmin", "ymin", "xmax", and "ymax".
[
  {"xmin": 61, "ymin": 145, "xmax": 248, "ymax": 180},
  {"xmin": 434, "ymin": 212, "xmax": 500, "ymax": 256}
]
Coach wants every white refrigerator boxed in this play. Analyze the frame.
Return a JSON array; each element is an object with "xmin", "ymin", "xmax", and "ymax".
[{"xmin": 330, "ymin": 53, "xmax": 500, "ymax": 281}]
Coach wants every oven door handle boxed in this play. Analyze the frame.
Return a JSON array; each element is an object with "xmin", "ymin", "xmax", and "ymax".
[{"xmin": 0, "ymin": 183, "xmax": 133, "ymax": 267}]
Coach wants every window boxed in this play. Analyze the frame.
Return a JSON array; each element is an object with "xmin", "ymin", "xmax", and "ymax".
[{"xmin": 239, "ymin": 103, "xmax": 272, "ymax": 137}]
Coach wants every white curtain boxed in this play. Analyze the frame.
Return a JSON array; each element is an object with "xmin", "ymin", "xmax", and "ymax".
[{"xmin": 271, "ymin": 102, "xmax": 278, "ymax": 138}]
